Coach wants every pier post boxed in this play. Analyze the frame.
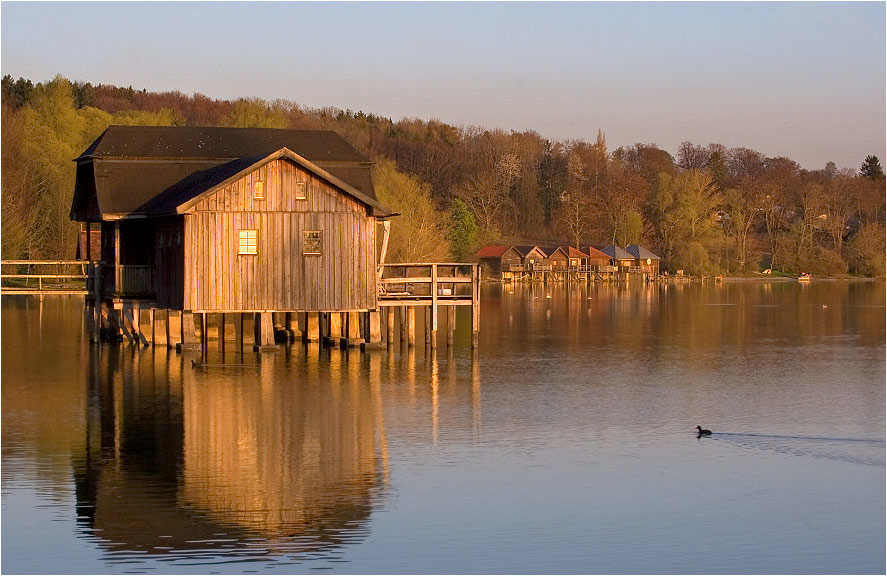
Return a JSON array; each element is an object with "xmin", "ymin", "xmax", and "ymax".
[
  {"xmin": 139, "ymin": 308, "xmax": 153, "ymax": 345},
  {"xmin": 327, "ymin": 312, "xmax": 343, "ymax": 347},
  {"xmin": 430, "ymin": 264, "xmax": 439, "ymax": 349},
  {"xmin": 346, "ymin": 311, "xmax": 364, "ymax": 347},
  {"xmin": 167, "ymin": 310, "xmax": 182, "ymax": 349},
  {"xmin": 114, "ymin": 303, "xmax": 133, "ymax": 343},
  {"xmin": 386, "ymin": 307, "xmax": 395, "ymax": 346},
  {"xmin": 406, "ymin": 306, "xmax": 416, "ymax": 347},
  {"xmin": 471, "ymin": 265, "xmax": 480, "ymax": 348},
  {"xmin": 285, "ymin": 312, "xmax": 301, "ymax": 342},
  {"xmin": 179, "ymin": 312, "xmax": 200, "ymax": 351},
  {"xmin": 447, "ymin": 305, "xmax": 455, "ymax": 347},
  {"xmin": 425, "ymin": 306, "xmax": 432, "ymax": 347},
  {"xmin": 254, "ymin": 312, "xmax": 277, "ymax": 351},
  {"xmin": 154, "ymin": 309, "xmax": 168, "ymax": 347},
  {"xmin": 364, "ymin": 310, "xmax": 384, "ymax": 349},
  {"xmin": 305, "ymin": 312, "xmax": 321, "ymax": 342}
]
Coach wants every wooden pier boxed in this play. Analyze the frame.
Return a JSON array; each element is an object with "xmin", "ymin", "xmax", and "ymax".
[{"xmin": 3, "ymin": 259, "xmax": 481, "ymax": 351}]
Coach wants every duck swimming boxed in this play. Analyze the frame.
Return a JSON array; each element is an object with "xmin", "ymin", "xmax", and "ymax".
[{"xmin": 696, "ymin": 425, "xmax": 712, "ymax": 436}]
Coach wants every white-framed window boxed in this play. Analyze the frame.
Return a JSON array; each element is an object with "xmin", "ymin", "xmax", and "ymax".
[
  {"xmin": 303, "ymin": 230, "xmax": 322, "ymax": 255},
  {"xmin": 253, "ymin": 181, "xmax": 265, "ymax": 200},
  {"xmin": 295, "ymin": 181, "xmax": 307, "ymax": 200},
  {"xmin": 239, "ymin": 229, "xmax": 258, "ymax": 254}
]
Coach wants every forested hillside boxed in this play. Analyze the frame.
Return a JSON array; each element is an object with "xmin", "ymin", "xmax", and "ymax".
[{"xmin": 2, "ymin": 75, "xmax": 884, "ymax": 276}]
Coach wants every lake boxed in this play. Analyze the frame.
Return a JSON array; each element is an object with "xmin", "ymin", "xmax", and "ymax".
[{"xmin": 2, "ymin": 280, "xmax": 884, "ymax": 574}]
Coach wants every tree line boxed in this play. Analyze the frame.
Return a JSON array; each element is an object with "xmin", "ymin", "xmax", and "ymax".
[{"xmin": 2, "ymin": 74, "xmax": 884, "ymax": 276}]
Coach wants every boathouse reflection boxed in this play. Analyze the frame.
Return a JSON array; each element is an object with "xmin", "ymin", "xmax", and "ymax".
[{"xmin": 74, "ymin": 345, "xmax": 387, "ymax": 558}]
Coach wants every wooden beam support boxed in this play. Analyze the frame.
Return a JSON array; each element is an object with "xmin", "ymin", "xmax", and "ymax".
[
  {"xmin": 253, "ymin": 312, "xmax": 278, "ymax": 351},
  {"xmin": 363, "ymin": 310, "xmax": 384, "ymax": 349},
  {"xmin": 345, "ymin": 311, "xmax": 364, "ymax": 347},
  {"xmin": 406, "ymin": 306, "xmax": 416, "ymax": 347},
  {"xmin": 386, "ymin": 307, "xmax": 395, "ymax": 346},
  {"xmin": 167, "ymin": 310, "xmax": 182, "ymax": 349},
  {"xmin": 179, "ymin": 312, "xmax": 200, "ymax": 351},
  {"xmin": 154, "ymin": 309, "xmax": 168, "ymax": 347},
  {"xmin": 305, "ymin": 312, "xmax": 321, "ymax": 342}
]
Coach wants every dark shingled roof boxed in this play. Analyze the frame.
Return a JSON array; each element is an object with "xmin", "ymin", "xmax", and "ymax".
[
  {"xmin": 625, "ymin": 244, "xmax": 661, "ymax": 260},
  {"xmin": 77, "ymin": 126, "xmax": 371, "ymax": 163},
  {"xmin": 600, "ymin": 245, "xmax": 634, "ymax": 260},
  {"xmin": 72, "ymin": 126, "xmax": 383, "ymax": 220}
]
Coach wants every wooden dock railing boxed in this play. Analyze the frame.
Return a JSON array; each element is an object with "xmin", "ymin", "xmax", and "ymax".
[
  {"xmin": 1, "ymin": 260, "xmax": 90, "ymax": 295},
  {"xmin": 378, "ymin": 263, "xmax": 481, "ymax": 347}
]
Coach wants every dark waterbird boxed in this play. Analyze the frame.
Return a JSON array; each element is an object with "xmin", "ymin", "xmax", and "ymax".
[{"xmin": 696, "ymin": 425, "xmax": 712, "ymax": 437}]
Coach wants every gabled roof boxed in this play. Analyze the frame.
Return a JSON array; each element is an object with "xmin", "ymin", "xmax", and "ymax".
[
  {"xmin": 77, "ymin": 126, "xmax": 370, "ymax": 164},
  {"xmin": 476, "ymin": 245, "xmax": 512, "ymax": 258},
  {"xmin": 565, "ymin": 246, "xmax": 586, "ymax": 259},
  {"xmin": 513, "ymin": 245, "xmax": 545, "ymax": 258},
  {"xmin": 71, "ymin": 126, "xmax": 383, "ymax": 221},
  {"xmin": 600, "ymin": 245, "xmax": 634, "ymax": 260},
  {"xmin": 583, "ymin": 245, "xmax": 611, "ymax": 261},
  {"xmin": 139, "ymin": 148, "xmax": 390, "ymax": 217},
  {"xmin": 625, "ymin": 244, "xmax": 661, "ymax": 260},
  {"xmin": 548, "ymin": 246, "xmax": 569, "ymax": 258}
]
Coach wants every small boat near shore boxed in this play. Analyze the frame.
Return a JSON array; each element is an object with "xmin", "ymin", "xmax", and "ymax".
[{"xmin": 797, "ymin": 272, "xmax": 811, "ymax": 282}]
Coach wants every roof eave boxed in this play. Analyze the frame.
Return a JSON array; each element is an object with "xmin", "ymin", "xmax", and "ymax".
[{"xmin": 175, "ymin": 147, "xmax": 391, "ymax": 216}]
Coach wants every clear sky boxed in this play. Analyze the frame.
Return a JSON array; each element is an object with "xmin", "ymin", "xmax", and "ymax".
[{"xmin": 2, "ymin": 1, "xmax": 884, "ymax": 170}]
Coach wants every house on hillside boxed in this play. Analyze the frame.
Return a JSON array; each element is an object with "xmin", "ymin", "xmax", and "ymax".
[
  {"xmin": 70, "ymin": 125, "xmax": 393, "ymax": 346},
  {"xmin": 625, "ymin": 244, "xmax": 661, "ymax": 276}
]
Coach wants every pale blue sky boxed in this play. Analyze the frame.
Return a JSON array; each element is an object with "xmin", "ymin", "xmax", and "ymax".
[{"xmin": 2, "ymin": 1, "xmax": 884, "ymax": 170}]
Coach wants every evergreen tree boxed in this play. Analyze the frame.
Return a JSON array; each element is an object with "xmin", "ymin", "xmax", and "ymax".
[
  {"xmin": 859, "ymin": 155, "xmax": 885, "ymax": 180},
  {"xmin": 449, "ymin": 198, "xmax": 478, "ymax": 261}
]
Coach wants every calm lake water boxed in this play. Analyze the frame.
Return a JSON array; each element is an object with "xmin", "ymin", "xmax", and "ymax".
[{"xmin": 2, "ymin": 280, "xmax": 885, "ymax": 574}]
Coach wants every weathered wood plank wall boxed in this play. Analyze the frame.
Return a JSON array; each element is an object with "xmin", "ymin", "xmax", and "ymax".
[{"xmin": 183, "ymin": 159, "xmax": 377, "ymax": 312}]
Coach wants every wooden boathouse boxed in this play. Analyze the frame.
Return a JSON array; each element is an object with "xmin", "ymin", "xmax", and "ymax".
[{"xmin": 69, "ymin": 126, "xmax": 479, "ymax": 351}]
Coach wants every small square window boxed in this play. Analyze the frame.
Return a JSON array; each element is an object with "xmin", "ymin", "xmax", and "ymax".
[
  {"xmin": 295, "ymin": 181, "xmax": 307, "ymax": 200},
  {"xmin": 303, "ymin": 230, "xmax": 322, "ymax": 255},
  {"xmin": 253, "ymin": 181, "xmax": 264, "ymax": 200},
  {"xmin": 239, "ymin": 229, "xmax": 258, "ymax": 254}
]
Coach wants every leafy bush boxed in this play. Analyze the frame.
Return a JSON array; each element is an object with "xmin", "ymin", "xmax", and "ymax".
[{"xmin": 845, "ymin": 223, "xmax": 886, "ymax": 277}]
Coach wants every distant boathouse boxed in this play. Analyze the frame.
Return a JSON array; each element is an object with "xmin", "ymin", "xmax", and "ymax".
[{"xmin": 70, "ymin": 126, "xmax": 479, "ymax": 350}]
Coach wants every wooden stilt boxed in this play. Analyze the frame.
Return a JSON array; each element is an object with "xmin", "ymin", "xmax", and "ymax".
[
  {"xmin": 472, "ymin": 265, "xmax": 480, "ymax": 348},
  {"xmin": 154, "ymin": 309, "xmax": 168, "ymax": 347},
  {"xmin": 363, "ymin": 310, "xmax": 384, "ymax": 349},
  {"xmin": 179, "ymin": 312, "xmax": 199, "ymax": 351},
  {"xmin": 306, "ymin": 312, "xmax": 321, "ymax": 342},
  {"xmin": 254, "ymin": 312, "xmax": 277, "ymax": 351},
  {"xmin": 406, "ymin": 306, "xmax": 416, "ymax": 347},
  {"xmin": 447, "ymin": 305, "xmax": 455, "ymax": 347},
  {"xmin": 327, "ymin": 312, "xmax": 343, "ymax": 347},
  {"xmin": 285, "ymin": 312, "xmax": 301, "ymax": 342},
  {"xmin": 346, "ymin": 311, "xmax": 363, "ymax": 347},
  {"xmin": 139, "ymin": 308, "xmax": 153, "ymax": 345},
  {"xmin": 116, "ymin": 304, "xmax": 134, "ymax": 344},
  {"xmin": 386, "ymin": 307, "xmax": 395, "ymax": 346},
  {"xmin": 430, "ymin": 265, "xmax": 438, "ymax": 349},
  {"xmin": 400, "ymin": 306, "xmax": 408, "ymax": 344},
  {"xmin": 425, "ymin": 306, "xmax": 432, "ymax": 346},
  {"xmin": 167, "ymin": 310, "xmax": 182, "ymax": 349}
]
